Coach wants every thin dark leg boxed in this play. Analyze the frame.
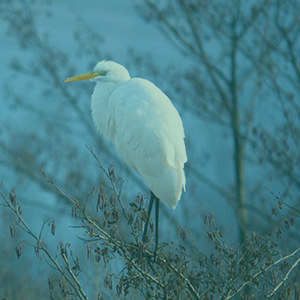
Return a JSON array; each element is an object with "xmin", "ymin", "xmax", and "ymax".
[
  {"xmin": 154, "ymin": 196, "xmax": 159, "ymax": 254},
  {"xmin": 142, "ymin": 191, "xmax": 155, "ymax": 242}
]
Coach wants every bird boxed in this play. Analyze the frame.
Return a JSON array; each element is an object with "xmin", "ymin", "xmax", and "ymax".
[{"xmin": 64, "ymin": 60, "xmax": 187, "ymax": 252}]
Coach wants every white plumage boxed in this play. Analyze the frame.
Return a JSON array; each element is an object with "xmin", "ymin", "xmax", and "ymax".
[{"xmin": 65, "ymin": 60, "xmax": 187, "ymax": 209}]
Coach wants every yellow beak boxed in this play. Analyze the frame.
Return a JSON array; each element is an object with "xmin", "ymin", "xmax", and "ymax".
[{"xmin": 64, "ymin": 71, "xmax": 102, "ymax": 82}]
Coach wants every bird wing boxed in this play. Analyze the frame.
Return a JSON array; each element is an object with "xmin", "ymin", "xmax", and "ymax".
[{"xmin": 108, "ymin": 78, "xmax": 187, "ymax": 207}]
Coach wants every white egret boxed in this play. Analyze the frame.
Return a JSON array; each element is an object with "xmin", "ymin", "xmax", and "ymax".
[{"xmin": 64, "ymin": 60, "xmax": 187, "ymax": 251}]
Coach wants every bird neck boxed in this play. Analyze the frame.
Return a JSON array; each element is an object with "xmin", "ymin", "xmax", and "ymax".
[{"xmin": 91, "ymin": 81, "xmax": 117, "ymax": 141}]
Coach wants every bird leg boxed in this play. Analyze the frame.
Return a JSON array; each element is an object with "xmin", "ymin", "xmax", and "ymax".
[
  {"xmin": 143, "ymin": 191, "xmax": 160, "ymax": 255},
  {"xmin": 142, "ymin": 191, "xmax": 155, "ymax": 243},
  {"xmin": 154, "ymin": 195, "xmax": 159, "ymax": 254}
]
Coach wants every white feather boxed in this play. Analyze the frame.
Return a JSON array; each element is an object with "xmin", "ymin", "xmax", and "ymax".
[{"xmin": 90, "ymin": 61, "xmax": 187, "ymax": 208}]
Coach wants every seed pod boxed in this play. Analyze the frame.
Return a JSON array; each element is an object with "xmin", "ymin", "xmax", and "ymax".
[
  {"xmin": 48, "ymin": 278, "xmax": 53, "ymax": 290},
  {"xmin": 138, "ymin": 241, "xmax": 145, "ymax": 256},
  {"xmin": 10, "ymin": 224, "xmax": 16, "ymax": 238},
  {"xmin": 51, "ymin": 220, "xmax": 56, "ymax": 235},
  {"xmin": 277, "ymin": 228, "xmax": 283, "ymax": 239},
  {"xmin": 10, "ymin": 187, "xmax": 17, "ymax": 208},
  {"xmin": 89, "ymin": 223, "xmax": 93, "ymax": 237},
  {"xmin": 59, "ymin": 278, "xmax": 66, "ymax": 294},
  {"xmin": 150, "ymin": 222, "xmax": 155, "ymax": 233},
  {"xmin": 35, "ymin": 241, "xmax": 40, "ymax": 257},
  {"xmin": 284, "ymin": 217, "xmax": 290, "ymax": 230},
  {"xmin": 104, "ymin": 275, "xmax": 113, "ymax": 290},
  {"xmin": 290, "ymin": 216, "xmax": 295, "ymax": 226},
  {"xmin": 15, "ymin": 243, "xmax": 22, "ymax": 259},
  {"xmin": 18, "ymin": 205, "xmax": 22, "ymax": 223},
  {"xmin": 96, "ymin": 193, "xmax": 101, "ymax": 212}
]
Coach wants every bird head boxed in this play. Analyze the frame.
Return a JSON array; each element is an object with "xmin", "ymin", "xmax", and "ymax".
[{"xmin": 64, "ymin": 60, "xmax": 131, "ymax": 84}]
